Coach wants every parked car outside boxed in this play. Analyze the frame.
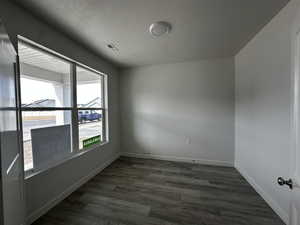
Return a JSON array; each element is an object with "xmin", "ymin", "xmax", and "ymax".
[{"xmin": 78, "ymin": 110, "xmax": 101, "ymax": 123}]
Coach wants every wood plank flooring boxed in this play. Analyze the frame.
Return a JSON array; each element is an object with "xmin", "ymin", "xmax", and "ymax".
[{"xmin": 32, "ymin": 157, "xmax": 285, "ymax": 225}]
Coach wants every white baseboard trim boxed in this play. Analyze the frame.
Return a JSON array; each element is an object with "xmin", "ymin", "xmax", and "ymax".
[
  {"xmin": 235, "ymin": 164, "xmax": 288, "ymax": 224},
  {"xmin": 121, "ymin": 152, "xmax": 234, "ymax": 167},
  {"xmin": 26, "ymin": 152, "xmax": 121, "ymax": 225}
]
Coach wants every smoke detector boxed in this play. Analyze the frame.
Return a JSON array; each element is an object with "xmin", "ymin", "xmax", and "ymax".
[{"xmin": 149, "ymin": 21, "xmax": 172, "ymax": 37}]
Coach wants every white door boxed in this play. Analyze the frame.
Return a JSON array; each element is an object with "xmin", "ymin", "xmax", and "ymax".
[
  {"xmin": 289, "ymin": 48, "xmax": 300, "ymax": 223},
  {"xmin": 0, "ymin": 19, "xmax": 25, "ymax": 225},
  {"xmin": 288, "ymin": 14, "xmax": 300, "ymax": 225}
]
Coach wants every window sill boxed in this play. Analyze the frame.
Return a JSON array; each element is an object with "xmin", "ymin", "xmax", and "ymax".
[{"xmin": 24, "ymin": 141, "xmax": 109, "ymax": 179}]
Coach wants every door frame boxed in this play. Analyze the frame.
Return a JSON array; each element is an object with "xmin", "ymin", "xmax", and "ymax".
[{"xmin": 289, "ymin": 9, "xmax": 300, "ymax": 224}]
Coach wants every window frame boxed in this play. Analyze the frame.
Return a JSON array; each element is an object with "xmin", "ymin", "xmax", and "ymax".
[
  {"xmin": 18, "ymin": 37, "xmax": 109, "ymax": 177},
  {"xmin": 74, "ymin": 65, "xmax": 107, "ymax": 151}
]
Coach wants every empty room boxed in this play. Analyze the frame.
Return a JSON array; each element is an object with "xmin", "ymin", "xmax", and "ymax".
[{"xmin": 1, "ymin": 0, "xmax": 300, "ymax": 225}]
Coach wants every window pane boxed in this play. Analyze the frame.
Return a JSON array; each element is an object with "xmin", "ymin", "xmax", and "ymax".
[
  {"xmin": 19, "ymin": 43, "xmax": 71, "ymax": 107},
  {"xmin": 22, "ymin": 110, "xmax": 72, "ymax": 171},
  {"xmin": 77, "ymin": 66, "xmax": 103, "ymax": 108},
  {"xmin": 78, "ymin": 110, "xmax": 103, "ymax": 149}
]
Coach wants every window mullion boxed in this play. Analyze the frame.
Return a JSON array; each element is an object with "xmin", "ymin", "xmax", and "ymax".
[
  {"xmin": 76, "ymin": 107, "xmax": 104, "ymax": 110},
  {"xmin": 103, "ymin": 75, "xmax": 108, "ymax": 142},
  {"xmin": 71, "ymin": 63, "xmax": 79, "ymax": 153},
  {"xmin": 101, "ymin": 75, "xmax": 106, "ymax": 142},
  {"xmin": 21, "ymin": 107, "xmax": 73, "ymax": 111}
]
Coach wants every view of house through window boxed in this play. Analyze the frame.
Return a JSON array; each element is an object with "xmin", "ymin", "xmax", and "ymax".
[{"xmin": 18, "ymin": 40, "xmax": 107, "ymax": 173}]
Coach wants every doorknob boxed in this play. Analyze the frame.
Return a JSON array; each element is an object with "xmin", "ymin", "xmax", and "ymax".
[{"xmin": 277, "ymin": 177, "xmax": 293, "ymax": 190}]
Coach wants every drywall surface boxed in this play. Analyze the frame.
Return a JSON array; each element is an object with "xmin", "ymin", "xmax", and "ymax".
[
  {"xmin": 235, "ymin": 0, "xmax": 300, "ymax": 223},
  {"xmin": 121, "ymin": 58, "xmax": 235, "ymax": 166},
  {"xmin": 0, "ymin": 1, "xmax": 120, "ymax": 222}
]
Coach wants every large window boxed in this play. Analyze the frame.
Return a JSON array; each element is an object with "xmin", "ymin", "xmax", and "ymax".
[{"xmin": 18, "ymin": 40, "xmax": 108, "ymax": 174}]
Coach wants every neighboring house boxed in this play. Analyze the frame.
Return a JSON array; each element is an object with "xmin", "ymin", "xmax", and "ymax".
[
  {"xmin": 22, "ymin": 99, "xmax": 56, "ymax": 121},
  {"xmin": 22, "ymin": 99, "xmax": 56, "ymax": 107},
  {"xmin": 78, "ymin": 97, "xmax": 101, "ymax": 115},
  {"xmin": 78, "ymin": 97, "xmax": 101, "ymax": 108}
]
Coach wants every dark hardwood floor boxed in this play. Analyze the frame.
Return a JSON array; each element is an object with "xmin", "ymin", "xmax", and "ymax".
[{"xmin": 33, "ymin": 157, "xmax": 284, "ymax": 225}]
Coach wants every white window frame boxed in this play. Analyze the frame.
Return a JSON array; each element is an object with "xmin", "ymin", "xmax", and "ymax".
[{"xmin": 18, "ymin": 37, "xmax": 109, "ymax": 178}]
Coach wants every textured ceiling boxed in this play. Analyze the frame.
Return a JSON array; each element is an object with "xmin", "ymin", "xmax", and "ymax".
[{"xmin": 14, "ymin": 0, "xmax": 289, "ymax": 68}]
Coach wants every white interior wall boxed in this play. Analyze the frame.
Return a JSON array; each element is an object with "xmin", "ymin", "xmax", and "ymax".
[
  {"xmin": 235, "ymin": 0, "xmax": 300, "ymax": 223},
  {"xmin": 0, "ymin": 1, "xmax": 120, "ymax": 223},
  {"xmin": 120, "ymin": 58, "xmax": 235, "ymax": 166}
]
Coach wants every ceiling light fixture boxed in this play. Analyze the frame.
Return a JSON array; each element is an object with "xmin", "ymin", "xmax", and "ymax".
[{"xmin": 149, "ymin": 21, "xmax": 172, "ymax": 37}]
